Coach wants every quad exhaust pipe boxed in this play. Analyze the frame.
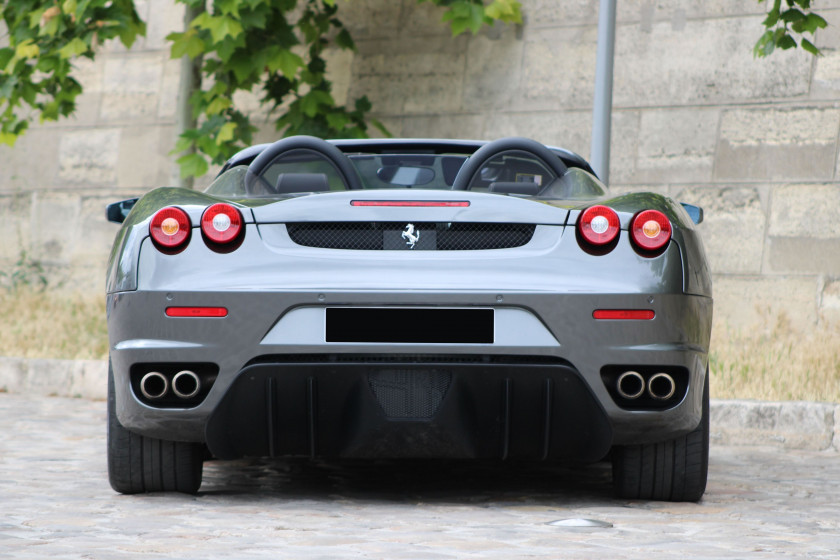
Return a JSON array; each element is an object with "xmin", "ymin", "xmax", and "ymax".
[
  {"xmin": 172, "ymin": 370, "xmax": 201, "ymax": 399},
  {"xmin": 139, "ymin": 370, "xmax": 202, "ymax": 400},
  {"xmin": 140, "ymin": 371, "xmax": 169, "ymax": 400},
  {"xmin": 616, "ymin": 371, "xmax": 676, "ymax": 401},
  {"xmin": 647, "ymin": 372, "xmax": 676, "ymax": 400}
]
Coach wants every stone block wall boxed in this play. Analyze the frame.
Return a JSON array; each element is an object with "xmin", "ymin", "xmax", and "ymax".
[{"xmin": 1, "ymin": 0, "xmax": 839, "ymax": 334}]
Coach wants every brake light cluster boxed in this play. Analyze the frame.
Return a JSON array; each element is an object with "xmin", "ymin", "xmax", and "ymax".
[
  {"xmin": 577, "ymin": 206, "xmax": 671, "ymax": 255},
  {"xmin": 149, "ymin": 204, "xmax": 244, "ymax": 252}
]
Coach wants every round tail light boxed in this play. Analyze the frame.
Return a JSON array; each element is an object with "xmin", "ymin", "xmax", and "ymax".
[
  {"xmin": 201, "ymin": 203, "xmax": 243, "ymax": 244},
  {"xmin": 150, "ymin": 207, "xmax": 191, "ymax": 249},
  {"xmin": 631, "ymin": 210, "xmax": 671, "ymax": 251},
  {"xmin": 578, "ymin": 205, "xmax": 620, "ymax": 246}
]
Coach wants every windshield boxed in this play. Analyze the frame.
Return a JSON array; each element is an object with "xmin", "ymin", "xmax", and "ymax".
[{"xmin": 204, "ymin": 150, "xmax": 607, "ymax": 200}]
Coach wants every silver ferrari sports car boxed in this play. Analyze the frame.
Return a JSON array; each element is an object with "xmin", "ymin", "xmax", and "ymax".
[{"xmin": 105, "ymin": 136, "xmax": 712, "ymax": 501}]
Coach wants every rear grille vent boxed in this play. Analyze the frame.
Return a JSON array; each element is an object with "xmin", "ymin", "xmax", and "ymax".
[
  {"xmin": 286, "ymin": 222, "xmax": 536, "ymax": 250},
  {"xmin": 368, "ymin": 369, "xmax": 451, "ymax": 419}
]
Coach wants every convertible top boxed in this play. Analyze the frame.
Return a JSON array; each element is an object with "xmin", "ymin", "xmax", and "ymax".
[{"xmin": 219, "ymin": 138, "xmax": 597, "ymax": 178}]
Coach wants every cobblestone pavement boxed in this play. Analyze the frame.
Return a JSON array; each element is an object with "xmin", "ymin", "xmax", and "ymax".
[{"xmin": 1, "ymin": 393, "xmax": 839, "ymax": 559}]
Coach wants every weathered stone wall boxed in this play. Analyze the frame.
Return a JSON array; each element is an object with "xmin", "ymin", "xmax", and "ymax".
[{"xmin": 1, "ymin": 0, "xmax": 838, "ymax": 333}]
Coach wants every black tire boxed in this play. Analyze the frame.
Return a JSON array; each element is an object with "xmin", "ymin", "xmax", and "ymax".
[
  {"xmin": 612, "ymin": 369, "xmax": 709, "ymax": 502},
  {"xmin": 107, "ymin": 361, "xmax": 204, "ymax": 494}
]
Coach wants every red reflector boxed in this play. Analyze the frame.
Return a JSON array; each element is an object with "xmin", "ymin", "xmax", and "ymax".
[
  {"xmin": 593, "ymin": 309, "xmax": 655, "ymax": 320},
  {"xmin": 165, "ymin": 307, "xmax": 228, "ymax": 318},
  {"xmin": 350, "ymin": 200, "xmax": 470, "ymax": 207}
]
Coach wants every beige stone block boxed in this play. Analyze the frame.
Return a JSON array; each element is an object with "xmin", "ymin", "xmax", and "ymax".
[
  {"xmin": 765, "ymin": 238, "xmax": 840, "ymax": 275},
  {"xmin": 340, "ymin": 0, "xmax": 405, "ymax": 40},
  {"xmin": 523, "ymin": 0, "xmax": 599, "ymax": 27},
  {"xmin": 519, "ymin": 26, "xmax": 597, "ymax": 111},
  {"xmin": 712, "ymin": 275, "xmax": 818, "ymax": 331},
  {"xmin": 464, "ymin": 28, "xmax": 524, "ymax": 111},
  {"xmin": 710, "ymin": 400, "xmax": 836, "ymax": 451},
  {"xmin": 614, "ymin": 17, "xmax": 811, "ymax": 107},
  {"xmin": 29, "ymin": 193, "xmax": 82, "ymax": 265},
  {"xmin": 323, "ymin": 48, "xmax": 355, "ymax": 107},
  {"xmin": 144, "ymin": 0, "xmax": 184, "ymax": 50},
  {"xmin": 821, "ymin": 279, "xmax": 840, "ymax": 325},
  {"xmin": 400, "ymin": 0, "xmax": 459, "ymax": 37},
  {"xmin": 58, "ymin": 129, "xmax": 120, "ymax": 186},
  {"xmin": 0, "ymin": 194, "xmax": 32, "ymax": 259},
  {"xmin": 769, "ymin": 184, "xmax": 840, "ymax": 239},
  {"xmin": 619, "ymin": 0, "xmax": 767, "ymax": 25},
  {"xmin": 72, "ymin": 196, "xmax": 123, "ymax": 265},
  {"xmin": 716, "ymin": 109, "xmax": 840, "ymax": 181},
  {"xmin": 100, "ymin": 53, "xmax": 165, "ymax": 122},
  {"xmin": 634, "ymin": 108, "xmax": 718, "ymax": 183},
  {"xmin": 117, "ymin": 125, "xmax": 177, "ymax": 190},
  {"xmin": 481, "ymin": 110, "xmax": 592, "ymax": 157},
  {"xmin": 156, "ymin": 58, "xmax": 182, "ymax": 120},
  {"xmin": 812, "ymin": 50, "xmax": 840, "ymax": 97},
  {"xmin": 673, "ymin": 187, "xmax": 765, "ymax": 274},
  {"xmin": 0, "ymin": 130, "xmax": 60, "ymax": 190},
  {"xmin": 350, "ymin": 37, "xmax": 467, "ymax": 115},
  {"xmin": 401, "ymin": 114, "xmax": 485, "ymax": 140},
  {"xmin": 606, "ymin": 110, "xmax": 641, "ymax": 185}
]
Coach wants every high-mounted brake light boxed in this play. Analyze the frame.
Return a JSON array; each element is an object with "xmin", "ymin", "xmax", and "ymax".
[
  {"xmin": 578, "ymin": 205, "xmax": 620, "ymax": 246},
  {"xmin": 201, "ymin": 203, "xmax": 243, "ymax": 244},
  {"xmin": 150, "ymin": 207, "xmax": 191, "ymax": 249},
  {"xmin": 631, "ymin": 210, "xmax": 671, "ymax": 251},
  {"xmin": 166, "ymin": 307, "xmax": 228, "ymax": 318},
  {"xmin": 593, "ymin": 309, "xmax": 655, "ymax": 320},
  {"xmin": 350, "ymin": 200, "xmax": 470, "ymax": 207}
]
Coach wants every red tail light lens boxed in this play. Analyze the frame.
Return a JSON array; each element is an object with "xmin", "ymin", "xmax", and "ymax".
[
  {"xmin": 201, "ymin": 203, "xmax": 243, "ymax": 244},
  {"xmin": 578, "ymin": 205, "xmax": 620, "ymax": 246},
  {"xmin": 631, "ymin": 210, "xmax": 671, "ymax": 251},
  {"xmin": 166, "ymin": 307, "xmax": 228, "ymax": 318},
  {"xmin": 150, "ymin": 207, "xmax": 191, "ymax": 249}
]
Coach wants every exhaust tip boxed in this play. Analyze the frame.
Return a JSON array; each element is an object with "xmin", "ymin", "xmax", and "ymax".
[
  {"xmin": 648, "ymin": 373, "xmax": 676, "ymax": 400},
  {"xmin": 616, "ymin": 371, "xmax": 645, "ymax": 400},
  {"xmin": 140, "ymin": 372, "xmax": 169, "ymax": 400},
  {"xmin": 172, "ymin": 370, "xmax": 201, "ymax": 399}
]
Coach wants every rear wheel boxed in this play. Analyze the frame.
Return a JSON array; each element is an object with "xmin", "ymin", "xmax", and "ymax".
[
  {"xmin": 612, "ymin": 369, "xmax": 709, "ymax": 502},
  {"xmin": 107, "ymin": 361, "xmax": 204, "ymax": 494}
]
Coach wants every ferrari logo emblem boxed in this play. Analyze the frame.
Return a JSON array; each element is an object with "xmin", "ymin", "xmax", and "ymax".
[{"xmin": 401, "ymin": 223, "xmax": 420, "ymax": 249}]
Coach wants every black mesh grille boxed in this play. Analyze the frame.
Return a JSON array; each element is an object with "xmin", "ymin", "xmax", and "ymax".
[
  {"xmin": 286, "ymin": 222, "xmax": 536, "ymax": 250},
  {"xmin": 368, "ymin": 369, "xmax": 451, "ymax": 419}
]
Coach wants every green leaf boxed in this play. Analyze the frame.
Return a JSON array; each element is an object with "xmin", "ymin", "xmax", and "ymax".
[
  {"xmin": 194, "ymin": 13, "xmax": 244, "ymax": 44},
  {"xmin": 326, "ymin": 112, "xmax": 349, "ymax": 131},
  {"xmin": 801, "ymin": 37, "xmax": 821, "ymax": 56},
  {"xmin": 0, "ymin": 131, "xmax": 19, "ymax": 146},
  {"xmin": 780, "ymin": 8, "xmax": 805, "ymax": 23},
  {"xmin": 217, "ymin": 121, "xmax": 237, "ymax": 143},
  {"xmin": 777, "ymin": 34, "xmax": 797, "ymax": 49},
  {"xmin": 169, "ymin": 29, "xmax": 206, "ymax": 59},
  {"xmin": 762, "ymin": 8, "xmax": 781, "ymax": 27},
  {"xmin": 15, "ymin": 40, "xmax": 40, "ymax": 60},
  {"xmin": 269, "ymin": 49, "xmax": 303, "ymax": 79},
  {"xmin": 803, "ymin": 13, "xmax": 828, "ymax": 33},
  {"xmin": 177, "ymin": 153, "xmax": 209, "ymax": 179},
  {"xmin": 335, "ymin": 28, "xmax": 354, "ymax": 50},
  {"xmin": 206, "ymin": 96, "xmax": 232, "ymax": 115},
  {"xmin": 58, "ymin": 38, "xmax": 89, "ymax": 59}
]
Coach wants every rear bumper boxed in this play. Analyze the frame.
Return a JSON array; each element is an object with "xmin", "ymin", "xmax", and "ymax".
[{"xmin": 108, "ymin": 287, "xmax": 712, "ymax": 460}]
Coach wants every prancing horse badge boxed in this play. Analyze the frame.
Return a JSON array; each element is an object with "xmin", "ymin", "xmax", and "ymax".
[{"xmin": 401, "ymin": 223, "xmax": 420, "ymax": 249}]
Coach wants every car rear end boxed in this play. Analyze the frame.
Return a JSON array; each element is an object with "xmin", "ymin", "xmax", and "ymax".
[{"xmin": 107, "ymin": 187, "xmax": 712, "ymax": 466}]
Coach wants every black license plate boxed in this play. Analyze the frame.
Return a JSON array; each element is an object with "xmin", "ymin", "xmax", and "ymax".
[{"xmin": 326, "ymin": 308, "xmax": 494, "ymax": 343}]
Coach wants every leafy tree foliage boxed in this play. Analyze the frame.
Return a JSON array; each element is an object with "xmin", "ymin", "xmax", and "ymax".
[
  {"xmin": 755, "ymin": 0, "xmax": 827, "ymax": 57},
  {"xmin": 168, "ymin": 0, "xmax": 523, "ymax": 179},
  {"xmin": 0, "ymin": 0, "xmax": 144, "ymax": 145}
]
